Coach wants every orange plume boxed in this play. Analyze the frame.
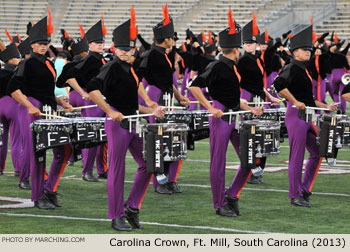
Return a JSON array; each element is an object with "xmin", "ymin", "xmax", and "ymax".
[
  {"xmin": 130, "ymin": 5, "xmax": 137, "ymax": 41},
  {"xmin": 4, "ymin": 28, "xmax": 13, "ymax": 43},
  {"xmin": 47, "ymin": 7, "xmax": 54, "ymax": 36},
  {"xmin": 78, "ymin": 24, "xmax": 85, "ymax": 38},
  {"xmin": 16, "ymin": 33, "xmax": 22, "ymax": 42},
  {"xmin": 208, "ymin": 30, "xmax": 213, "ymax": 45},
  {"xmin": 162, "ymin": 4, "xmax": 170, "ymax": 26},
  {"xmin": 252, "ymin": 11, "xmax": 259, "ymax": 37},
  {"xmin": 201, "ymin": 29, "xmax": 206, "ymax": 43},
  {"xmin": 288, "ymin": 34, "xmax": 293, "ymax": 39},
  {"xmin": 101, "ymin": 13, "xmax": 107, "ymax": 37},
  {"xmin": 310, "ymin": 16, "xmax": 313, "ymax": 25},
  {"xmin": 265, "ymin": 28, "xmax": 269, "ymax": 43},
  {"xmin": 334, "ymin": 33, "xmax": 338, "ymax": 44},
  {"xmin": 64, "ymin": 30, "xmax": 69, "ymax": 39},
  {"xmin": 182, "ymin": 41, "xmax": 186, "ymax": 51},
  {"xmin": 228, "ymin": 8, "xmax": 236, "ymax": 34}
]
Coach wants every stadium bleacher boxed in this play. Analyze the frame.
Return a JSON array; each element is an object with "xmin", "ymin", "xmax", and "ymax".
[{"xmin": 0, "ymin": 0, "xmax": 349, "ymax": 48}]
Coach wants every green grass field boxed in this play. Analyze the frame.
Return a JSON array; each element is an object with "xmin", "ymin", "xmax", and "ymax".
[{"xmin": 0, "ymin": 134, "xmax": 349, "ymax": 234}]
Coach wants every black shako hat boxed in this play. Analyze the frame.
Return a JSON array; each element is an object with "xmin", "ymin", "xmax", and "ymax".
[
  {"xmin": 289, "ymin": 25, "xmax": 313, "ymax": 52},
  {"xmin": 18, "ymin": 37, "xmax": 31, "ymax": 56},
  {"xmin": 153, "ymin": 4, "xmax": 174, "ymax": 40},
  {"xmin": 113, "ymin": 6, "xmax": 137, "ymax": 50},
  {"xmin": 71, "ymin": 24, "xmax": 89, "ymax": 55},
  {"xmin": 85, "ymin": 19, "xmax": 106, "ymax": 43},
  {"xmin": 219, "ymin": 8, "xmax": 242, "ymax": 48},
  {"xmin": 29, "ymin": 16, "xmax": 52, "ymax": 44},
  {"xmin": 242, "ymin": 12, "xmax": 259, "ymax": 43},
  {"xmin": 0, "ymin": 43, "xmax": 21, "ymax": 62}
]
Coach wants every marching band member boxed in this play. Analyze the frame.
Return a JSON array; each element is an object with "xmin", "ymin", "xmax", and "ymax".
[
  {"xmin": 190, "ymin": 10, "xmax": 263, "ymax": 217},
  {"xmin": 8, "ymin": 13, "xmax": 73, "ymax": 209},
  {"xmin": 64, "ymin": 17, "xmax": 109, "ymax": 182},
  {"xmin": 138, "ymin": 4, "xmax": 190, "ymax": 194},
  {"xmin": 0, "ymin": 41, "xmax": 29, "ymax": 188},
  {"xmin": 87, "ymin": 7, "xmax": 164, "ymax": 231},
  {"xmin": 238, "ymin": 13, "xmax": 281, "ymax": 184},
  {"xmin": 273, "ymin": 25, "xmax": 337, "ymax": 207}
]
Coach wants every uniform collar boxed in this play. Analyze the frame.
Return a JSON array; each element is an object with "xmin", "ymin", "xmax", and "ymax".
[
  {"xmin": 152, "ymin": 44, "xmax": 167, "ymax": 55},
  {"xmin": 89, "ymin": 51, "xmax": 103, "ymax": 60},
  {"xmin": 30, "ymin": 51, "xmax": 47, "ymax": 64},
  {"xmin": 115, "ymin": 57, "xmax": 131, "ymax": 73},
  {"xmin": 244, "ymin": 51, "xmax": 258, "ymax": 60},
  {"xmin": 291, "ymin": 58, "xmax": 308, "ymax": 70},
  {"xmin": 3, "ymin": 63, "xmax": 17, "ymax": 72},
  {"xmin": 219, "ymin": 54, "xmax": 235, "ymax": 69}
]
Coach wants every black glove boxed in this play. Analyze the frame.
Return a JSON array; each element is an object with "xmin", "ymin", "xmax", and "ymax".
[
  {"xmin": 282, "ymin": 30, "xmax": 292, "ymax": 40},
  {"xmin": 317, "ymin": 32, "xmax": 329, "ymax": 44}
]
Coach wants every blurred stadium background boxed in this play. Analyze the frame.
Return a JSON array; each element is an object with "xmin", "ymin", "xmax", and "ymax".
[{"xmin": 0, "ymin": 0, "xmax": 349, "ymax": 50}]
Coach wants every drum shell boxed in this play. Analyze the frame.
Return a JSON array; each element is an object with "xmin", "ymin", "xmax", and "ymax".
[
  {"xmin": 240, "ymin": 120, "xmax": 281, "ymax": 158},
  {"xmin": 142, "ymin": 123, "xmax": 188, "ymax": 163},
  {"xmin": 32, "ymin": 119, "xmax": 72, "ymax": 152}
]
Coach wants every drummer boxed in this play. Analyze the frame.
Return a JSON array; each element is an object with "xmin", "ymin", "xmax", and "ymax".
[
  {"xmin": 8, "ymin": 14, "xmax": 73, "ymax": 209},
  {"xmin": 86, "ymin": 7, "xmax": 164, "ymax": 231},
  {"xmin": 273, "ymin": 25, "xmax": 337, "ymax": 207},
  {"xmin": 190, "ymin": 10, "xmax": 263, "ymax": 217}
]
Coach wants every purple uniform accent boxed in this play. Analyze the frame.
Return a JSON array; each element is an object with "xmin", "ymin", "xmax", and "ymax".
[
  {"xmin": 18, "ymin": 97, "xmax": 70, "ymax": 201},
  {"xmin": 173, "ymin": 72, "xmax": 178, "ymax": 89},
  {"xmin": 0, "ymin": 96, "xmax": 27, "ymax": 181},
  {"xmin": 44, "ymin": 144, "xmax": 70, "ymax": 192},
  {"xmin": 330, "ymin": 68, "xmax": 347, "ymax": 113},
  {"xmin": 82, "ymin": 99, "xmax": 107, "ymax": 176},
  {"xmin": 105, "ymin": 107, "xmax": 152, "ymax": 219},
  {"xmin": 187, "ymin": 89, "xmax": 198, "ymax": 111},
  {"xmin": 69, "ymin": 90, "xmax": 87, "ymax": 117},
  {"xmin": 208, "ymin": 100, "xmax": 251, "ymax": 209},
  {"xmin": 285, "ymin": 102, "xmax": 322, "ymax": 198},
  {"xmin": 267, "ymin": 72, "xmax": 280, "ymax": 108},
  {"xmin": 138, "ymin": 78, "xmax": 148, "ymax": 107}
]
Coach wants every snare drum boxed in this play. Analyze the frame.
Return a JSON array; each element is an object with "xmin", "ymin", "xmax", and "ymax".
[
  {"xmin": 156, "ymin": 111, "xmax": 192, "ymax": 126},
  {"xmin": 60, "ymin": 110, "xmax": 82, "ymax": 118},
  {"xmin": 70, "ymin": 117, "xmax": 105, "ymax": 143},
  {"xmin": 142, "ymin": 123, "xmax": 188, "ymax": 173},
  {"xmin": 32, "ymin": 119, "xmax": 72, "ymax": 152},
  {"xmin": 0, "ymin": 123, "xmax": 3, "ymax": 147},
  {"xmin": 240, "ymin": 120, "xmax": 281, "ymax": 158},
  {"xmin": 190, "ymin": 110, "xmax": 210, "ymax": 131}
]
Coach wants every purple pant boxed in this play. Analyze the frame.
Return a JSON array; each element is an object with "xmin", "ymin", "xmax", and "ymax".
[
  {"xmin": 146, "ymin": 84, "xmax": 182, "ymax": 188},
  {"xmin": 82, "ymin": 99, "xmax": 108, "ymax": 176},
  {"xmin": 105, "ymin": 108, "xmax": 152, "ymax": 219},
  {"xmin": 285, "ymin": 102, "xmax": 322, "ymax": 199},
  {"xmin": 18, "ymin": 97, "xmax": 70, "ymax": 201},
  {"xmin": 209, "ymin": 101, "xmax": 252, "ymax": 209},
  {"xmin": 330, "ymin": 68, "xmax": 347, "ymax": 113},
  {"xmin": 0, "ymin": 97, "xmax": 25, "ymax": 181},
  {"xmin": 312, "ymin": 78, "xmax": 326, "ymax": 103}
]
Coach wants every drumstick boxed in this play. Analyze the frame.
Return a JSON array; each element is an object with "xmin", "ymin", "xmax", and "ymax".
[
  {"xmin": 207, "ymin": 110, "xmax": 251, "ymax": 117},
  {"xmin": 247, "ymin": 101, "xmax": 271, "ymax": 105},
  {"xmin": 161, "ymin": 106, "xmax": 186, "ymax": 110},
  {"xmin": 292, "ymin": 106, "xmax": 330, "ymax": 111},
  {"xmin": 107, "ymin": 113, "xmax": 154, "ymax": 120},
  {"xmin": 189, "ymin": 101, "xmax": 213, "ymax": 104},
  {"xmin": 40, "ymin": 113, "xmax": 71, "ymax": 120},
  {"xmin": 72, "ymin": 105, "xmax": 98, "ymax": 110}
]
